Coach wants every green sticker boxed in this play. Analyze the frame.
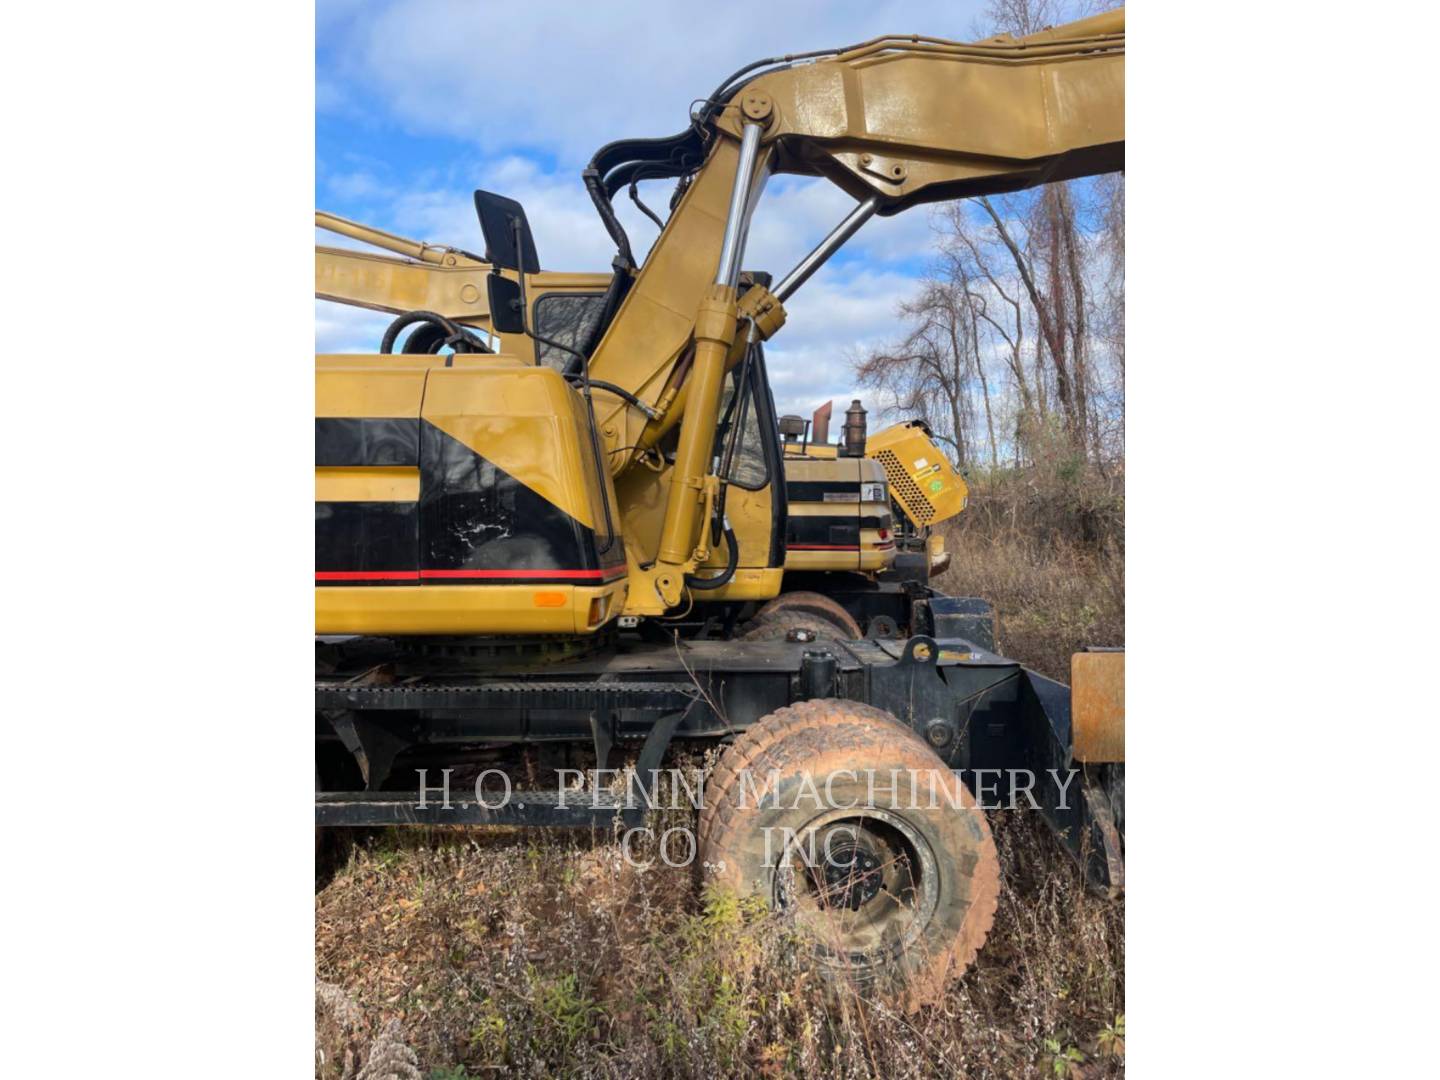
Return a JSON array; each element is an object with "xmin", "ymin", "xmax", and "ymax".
[{"xmin": 929, "ymin": 480, "xmax": 943, "ymax": 492}]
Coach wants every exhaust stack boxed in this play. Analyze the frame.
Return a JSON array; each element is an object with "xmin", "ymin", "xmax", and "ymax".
[
  {"xmin": 841, "ymin": 399, "xmax": 868, "ymax": 458},
  {"xmin": 812, "ymin": 401, "xmax": 833, "ymax": 445}
]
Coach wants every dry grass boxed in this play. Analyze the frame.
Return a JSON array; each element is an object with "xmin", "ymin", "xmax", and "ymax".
[
  {"xmin": 934, "ymin": 531, "xmax": 1123, "ymax": 681},
  {"xmin": 317, "ymin": 806, "xmax": 1122, "ymax": 1079},
  {"xmin": 316, "ymin": 463, "xmax": 1125, "ymax": 1078},
  {"xmin": 938, "ymin": 462, "xmax": 1125, "ymax": 679}
]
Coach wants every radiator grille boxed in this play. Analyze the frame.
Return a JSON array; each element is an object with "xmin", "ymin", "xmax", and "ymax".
[{"xmin": 875, "ymin": 448, "xmax": 936, "ymax": 525}]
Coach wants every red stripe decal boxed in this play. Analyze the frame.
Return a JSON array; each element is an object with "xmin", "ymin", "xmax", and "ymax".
[
  {"xmin": 419, "ymin": 568, "xmax": 614, "ymax": 581},
  {"xmin": 316, "ymin": 570, "xmax": 420, "ymax": 581},
  {"xmin": 316, "ymin": 568, "xmax": 627, "ymax": 582},
  {"xmin": 788, "ymin": 543, "xmax": 896, "ymax": 552}
]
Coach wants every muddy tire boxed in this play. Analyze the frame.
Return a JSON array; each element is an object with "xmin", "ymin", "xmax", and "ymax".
[
  {"xmin": 754, "ymin": 591, "xmax": 863, "ymax": 638},
  {"xmin": 699, "ymin": 699, "xmax": 1000, "ymax": 1010},
  {"xmin": 739, "ymin": 611, "xmax": 850, "ymax": 643}
]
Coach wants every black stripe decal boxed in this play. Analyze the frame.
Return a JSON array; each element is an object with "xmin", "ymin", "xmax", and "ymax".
[
  {"xmin": 785, "ymin": 514, "xmax": 894, "ymax": 547},
  {"xmin": 786, "ymin": 480, "xmax": 861, "ymax": 501},
  {"xmin": 316, "ymin": 420, "xmax": 626, "ymax": 586},
  {"xmin": 787, "ymin": 518, "xmax": 858, "ymax": 547},
  {"xmin": 419, "ymin": 421, "xmax": 602, "ymax": 574},
  {"xmin": 316, "ymin": 418, "xmax": 420, "ymax": 467},
  {"xmin": 315, "ymin": 501, "xmax": 419, "ymax": 574}
]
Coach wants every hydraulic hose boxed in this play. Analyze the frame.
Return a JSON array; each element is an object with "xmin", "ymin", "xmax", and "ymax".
[
  {"xmin": 568, "ymin": 377, "xmax": 655, "ymax": 418},
  {"xmin": 380, "ymin": 310, "xmax": 489, "ymax": 355},
  {"xmin": 685, "ymin": 521, "xmax": 738, "ymax": 591}
]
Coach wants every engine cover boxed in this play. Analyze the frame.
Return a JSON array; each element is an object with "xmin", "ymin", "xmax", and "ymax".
[{"xmin": 315, "ymin": 354, "xmax": 626, "ymax": 634}]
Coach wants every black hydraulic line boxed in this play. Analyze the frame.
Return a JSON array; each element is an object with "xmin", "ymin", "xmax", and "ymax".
[
  {"xmin": 395, "ymin": 322, "xmax": 450, "ymax": 355},
  {"xmin": 591, "ymin": 130, "xmax": 706, "ymax": 200},
  {"xmin": 686, "ymin": 339, "xmax": 755, "ymax": 589},
  {"xmin": 579, "ymin": 378, "xmax": 656, "ymax": 418},
  {"xmin": 695, "ymin": 47, "xmax": 843, "ymax": 125},
  {"xmin": 710, "ymin": 331, "xmax": 763, "ymax": 546},
  {"xmin": 380, "ymin": 310, "xmax": 489, "ymax": 355},
  {"xmin": 628, "ymin": 177, "xmax": 666, "ymax": 230},
  {"xmin": 685, "ymin": 522, "xmax": 738, "ymax": 591},
  {"xmin": 578, "ymin": 255, "xmax": 634, "ymax": 358},
  {"xmin": 582, "ymin": 168, "xmax": 635, "ymax": 271},
  {"xmin": 579, "ymin": 45, "xmax": 847, "ymax": 276},
  {"xmin": 621, "ymin": 159, "xmax": 690, "ymax": 232}
]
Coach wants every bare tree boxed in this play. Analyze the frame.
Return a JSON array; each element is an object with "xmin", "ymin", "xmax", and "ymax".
[
  {"xmin": 939, "ymin": 202, "xmax": 1038, "ymax": 420},
  {"xmin": 1096, "ymin": 171, "xmax": 1125, "ymax": 375},
  {"xmin": 963, "ymin": 283, "xmax": 1002, "ymax": 467},
  {"xmin": 978, "ymin": 0, "xmax": 1065, "ymax": 38},
  {"xmin": 854, "ymin": 282, "xmax": 979, "ymax": 466},
  {"xmin": 855, "ymin": 0, "xmax": 1124, "ymax": 472}
]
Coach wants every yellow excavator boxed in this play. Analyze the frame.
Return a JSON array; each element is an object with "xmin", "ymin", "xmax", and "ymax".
[
  {"xmin": 762, "ymin": 402, "xmax": 967, "ymax": 639},
  {"xmin": 315, "ymin": 223, "xmax": 963, "ymax": 632},
  {"xmin": 779, "ymin": 403, "xmax": 968, "ymax": 578},
  {"xmin": 317, "ymin": 9, "xmax": 1124, "ymax": 1007}
]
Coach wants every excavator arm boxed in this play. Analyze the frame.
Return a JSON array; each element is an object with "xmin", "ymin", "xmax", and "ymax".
[
  {"xmin": 581, "ymin": 8, "xmax": 1122, "ymax": 606},
  {"xmin": 725, "ymin": 10, "xmax": 1124, "ymax": 210}
]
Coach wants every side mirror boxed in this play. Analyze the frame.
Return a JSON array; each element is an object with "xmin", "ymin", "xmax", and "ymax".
[
  {"xmin": 486, "ymin": 273, "xmax": 527, "ymax": 335},
  {"xmin": 473, "ymin": 189, "xmax": 540, "ymax": 272}
]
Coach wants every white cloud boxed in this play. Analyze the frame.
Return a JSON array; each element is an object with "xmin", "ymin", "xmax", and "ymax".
[
  {"xmin": 321, "ymin": 0, "xmax": 990, "ymax": 162},
  {"xmin": 744, "ymin": 176, "xmax": 937, "ymax": 277},
  {"xmin": 387, "ymin": 160, "xmax": 625, "ymax": 271},
  {"xmin": 315, "ymin": 78, "xmax": 348, "ymax": 114},
  {"xmin": 315, "ymin": 299, "xmax": 392, "ymax": 353},
  {"xmin": 763, "ymin": 264, "xmax": 922, "ymax": 420},
  {"xmin": 325, "ymin": 170, "xmax": 396, "ymax": 202}
]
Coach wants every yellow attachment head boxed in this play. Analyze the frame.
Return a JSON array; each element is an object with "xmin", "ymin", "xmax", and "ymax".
[{"xmin": 866, "ymin": 422, "xmax": 968, "ymax": 528}]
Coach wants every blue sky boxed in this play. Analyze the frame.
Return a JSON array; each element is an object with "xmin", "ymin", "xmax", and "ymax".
[{"xmin": 316, "ymin": 0, "xmax": 993, "ymax": 419}]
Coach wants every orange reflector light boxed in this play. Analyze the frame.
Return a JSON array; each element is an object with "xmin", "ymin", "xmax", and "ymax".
[
  {"xmin": 587, "ymin": 595, "xmax": 609, "ymax": 626},
  {"xmin": 533, "ymin": 591, "xmax": 566, "ymax": 608}
]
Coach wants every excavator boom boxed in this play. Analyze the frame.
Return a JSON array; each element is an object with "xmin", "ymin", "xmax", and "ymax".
[{"xmin": 583, "ymin": 8, "xmax": 1122, "ymax": 606}]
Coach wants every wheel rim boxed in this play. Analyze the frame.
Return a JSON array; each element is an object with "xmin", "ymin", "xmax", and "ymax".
[{"xmin": 772, "ymin": 807, "xmax": 941, "ymax": 963}]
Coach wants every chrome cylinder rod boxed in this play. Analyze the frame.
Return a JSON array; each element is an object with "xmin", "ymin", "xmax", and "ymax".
[
  {"xmin": 714, "ymin": 122, "xmax": 766, "ymax": 288},
  {"xmin": 774, "ymin": 195, "xmax": 881, "ymax": 302}
]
